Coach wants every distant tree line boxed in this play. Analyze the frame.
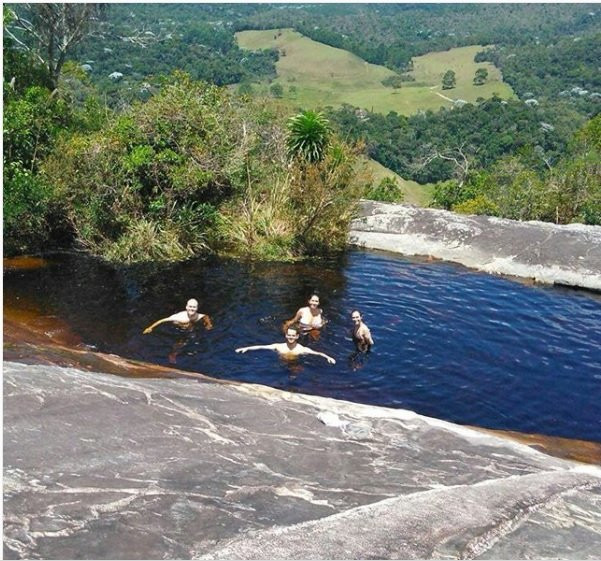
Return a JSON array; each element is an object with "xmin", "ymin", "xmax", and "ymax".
[
  {"xmin": 328, "ymin": 98, "xmax": 583, "ymax": 183},
  {"xmin": 476, "ymin": 32, "xmax": 601, "ymax": 115},
  {"xmin": 327, "ymin": 101, "xmax": 600, "ymax": 225},
  {"xmin": 237, "ymin": 4, "xmax": 601, "ymax": 73}
]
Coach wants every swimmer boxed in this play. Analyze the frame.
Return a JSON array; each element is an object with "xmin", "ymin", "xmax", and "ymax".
[
  {"xmin": 284, "ymin": 293, "xmax": 325, "ymax": 332},
  {"xmin": 351, "ymin": 310, "xmax": 374, "ymax": 351},
  {"xmin": 142, "ymin": 298, "xmax": 213, "ymax": 334},
  {"xmin": 236, "ymin": 326, "xmax": 336, "ymax": 364}
]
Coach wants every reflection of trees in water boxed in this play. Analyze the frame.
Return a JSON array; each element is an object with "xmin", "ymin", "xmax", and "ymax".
[
  {"xmin": 248, "ymin": 256, "xmax": 351, "ymax": 327},
  {"xmin": 4, "ymin": 253, "xmax": 132, "ymax": 348},
  {"xmin": 6, "ymin": 252, "xmax": 354, "ymax": 362}
]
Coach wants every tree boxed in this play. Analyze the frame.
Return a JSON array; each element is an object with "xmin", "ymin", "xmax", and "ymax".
[
  {"xmin": 473, "ymin": 67, "xmax": 489, "ymax": 86},
  {"xmin": 381, "ymin": 75, "xmax": 403, "ymax": 89},
  {"xmin": 366, "ymin": 176, "xmax": 405, "ymax": 203},
  {"xmin": 269, "ymin": 83, "xmax": 284, "ymax": 98},
  {"xmin": 5, "ymin": 4, "xmax": 105, "ymax": 89},
  {"xmin": 442, "ymin": 69, "xmax": 456, "ymax": 90},
  {"xmin": 286, "ymin": 110, "xmax": 332, "ymax": 163},
  {"xmin": 419, "ymin": 143, "xmax": 477, "ymax": 188}
]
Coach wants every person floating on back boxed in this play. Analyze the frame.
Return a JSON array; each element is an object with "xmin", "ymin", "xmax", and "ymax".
[
  {"xmin": 351, "ymin": 310, "xmax": 374, "ymax": 352},
  {"xmin": 142, "ymin": 298, "xmax": 213, "ymax": 334},
  {"xmin": 236, "ymin": 326, "xmax": 336, "ymax": 364}
]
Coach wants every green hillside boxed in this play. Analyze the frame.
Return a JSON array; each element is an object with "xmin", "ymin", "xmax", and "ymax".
[
  {"xmin": 359, "ymin": 157, "xmax": 433, "ymax": 207},
  {"xmin": 236, "ymin": 29, "xmax": 515, "ymax": 115}
]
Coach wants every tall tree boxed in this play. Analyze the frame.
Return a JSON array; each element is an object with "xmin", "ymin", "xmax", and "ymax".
[
  {"xmin": 5, "ymin": 4, "xmax": 105, "ymax": 89},
  {"xmin": 442, "ymin": 69, "xmax": 456, "ymax": 90},
  {"xmin": 473, "ymin": 67, "xmax": 488, "ymax": 86}
]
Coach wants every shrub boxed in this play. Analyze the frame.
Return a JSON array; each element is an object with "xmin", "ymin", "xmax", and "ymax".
[
  {"xmin": 43, "ymin": 74, "xmax": 245, "ymax": 261},
  {"xmin": 3, "ymin": 162, "xmax": 57, "ymax": 255},
  {"xmin": 42, "ymin": 74, "xmax": 365, "ymax": 262},
  {"xmin": 3, "ymin": 84, "xmax": 73, "ymax": 254},
  {"xmin": 288, "ymin": 141, "xmax": 364, "ymax": 255},
  {"xmin": 453, "ymin": 195, "xmax": 499, "ymax": 216},
  {"xmin": 286, "ymin": 110, "xmax": 332, "ymax": 163},
  {"xmin": 366, "ymin": 176, "xmax": 405, "ymax": 203}
]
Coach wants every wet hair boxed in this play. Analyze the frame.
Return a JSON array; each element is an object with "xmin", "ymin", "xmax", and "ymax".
[
  {"xmin": 351, "ymin": 310, "xmax": 362, "ymax": 318},
  {"xmin": 286, "ymin": 325, "xmax": 300, "ymax": 335},
  {"xmin": 307, "ymin": 292, "xmax": 320, "ymax": 302}
]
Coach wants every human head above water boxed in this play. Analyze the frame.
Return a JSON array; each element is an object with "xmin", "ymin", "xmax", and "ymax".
[
  {"xmin": 285, "ymin": 326, "xmax": 300, "ymax": 339},
  {"xmin": 186, "ymin": 299, "xmax": 199, "ymax": 313},
  {"xmin": 307, "ymin": 293, "xmax": 320, "ymax": 307},
  {"xmin": 351, "ymin": 310, "xmax": 362, "ymax": 322}
]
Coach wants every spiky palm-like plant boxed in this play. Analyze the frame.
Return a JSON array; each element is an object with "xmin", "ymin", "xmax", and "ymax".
[{"xmin": 286, "ymin": 110, "xmax": 331, "ymax": 163}]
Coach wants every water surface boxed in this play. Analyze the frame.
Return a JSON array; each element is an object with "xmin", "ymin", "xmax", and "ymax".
[{"xmin": 4, "ymin": 250, "xmax": 600, "ymax": 442}]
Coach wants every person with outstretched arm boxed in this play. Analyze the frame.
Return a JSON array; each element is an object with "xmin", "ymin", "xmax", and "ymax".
[
  {"xmin": 143, "ymin": 298, "xmax": 213, "ymax": 334},
  {"xmin": 236, "ymin": 326, "xmax": 336, "ymax": 364}
]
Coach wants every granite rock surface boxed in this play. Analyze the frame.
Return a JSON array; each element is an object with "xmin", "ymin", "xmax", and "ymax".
[
  {"xmin": 4, "ymin": 362, "xmax": 601, "ymax": 559},
  {"xmin": 349, "ymin": 202, "xmax": 601, "ymax": 291}
]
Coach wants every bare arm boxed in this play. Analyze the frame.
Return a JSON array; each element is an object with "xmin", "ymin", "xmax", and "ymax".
[
  {"xmin": 301, "ymin": 347, "xmax": 336, "ymax": 364},
  {"xmin": 202, "ymin": 315, "xmax": 213, "ymax": 330},
  {"xmin": 143, "ymin": 317, "xmax": 171, "ymax": 334},
  {"xmin": 236, "ymin": 344, "xmax": 279, "ymax": 354},
  {"xmin": 283, "ymin": 308, "xmax": 303, "ymax": 331},
  {"xmin": 362, "ymin": 327, "xmax": 374, "ymax": 346}
]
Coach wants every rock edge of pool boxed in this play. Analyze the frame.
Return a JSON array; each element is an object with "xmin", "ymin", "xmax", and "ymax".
[
  {"xmin": 350, "ymin": 201, "xmax": 601, "ymax": 292},
  {"xmin": 5, "ymin": 205, "xmax": 601, "ymax": 559},
  {"xmin": 4, "ymin": 358, "xmax": 601, "ymax": 560}
]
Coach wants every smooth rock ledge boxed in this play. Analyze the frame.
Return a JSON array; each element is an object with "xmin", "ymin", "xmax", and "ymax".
[
  {"xmin": 4, "ymin": 362, "xmax": 601, "ymax": 559},
  {"xmin": 350, "ymin": 202, "xmax": 601, "ymax": 291}
]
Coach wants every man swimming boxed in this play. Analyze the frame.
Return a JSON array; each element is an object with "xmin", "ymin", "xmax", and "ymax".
[
  {"xmin": 142, "ymin": 298, "xmax": 213, "ymax": 334},
  {"xmin": 236, "ymin": 326, "xmax": 336, "ymax": 364}
]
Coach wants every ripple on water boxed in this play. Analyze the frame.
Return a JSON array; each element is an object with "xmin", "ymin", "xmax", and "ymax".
[{"xmin": 4, "ymin": 250, "xmax": 601, "ymax": 442}]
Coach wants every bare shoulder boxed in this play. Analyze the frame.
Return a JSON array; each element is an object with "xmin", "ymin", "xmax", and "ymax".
[{"xmin": 170, "ymin": 311, "xmax": 190, "ymax": 323}]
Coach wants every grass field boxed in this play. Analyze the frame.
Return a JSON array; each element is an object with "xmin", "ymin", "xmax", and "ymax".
[
  {"xmin": 358, "ymin": 157, "xmax": 434, "ymax": 207},
  {"xmin": 236, "ymin": 29, "xmax": 515, "ymax": 115}
]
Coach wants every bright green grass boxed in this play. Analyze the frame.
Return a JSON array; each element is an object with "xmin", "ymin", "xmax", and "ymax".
[
  {"xmin": 358, "ymin": 157, "xmax": 434, "ymax": 207},
  {"xmin": 236, "ymin": 29, "xmax": 515, "ymax": 115}
]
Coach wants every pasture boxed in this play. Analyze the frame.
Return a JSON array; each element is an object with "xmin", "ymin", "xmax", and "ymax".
[
  {"xmin": 236, "ymin": 29, "xmax": 515, "ymax": 115},
  {"xmin": 358, "ymin": 157, "xmax": 434, "ymax": 207}
]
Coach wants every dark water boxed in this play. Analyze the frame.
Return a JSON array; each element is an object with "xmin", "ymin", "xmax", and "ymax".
[{"xmin": 4, "ymin": 250, "xmax": 601, "ymax": 442}]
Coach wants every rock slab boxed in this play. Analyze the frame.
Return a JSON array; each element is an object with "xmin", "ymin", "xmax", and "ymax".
[
  {"xmin": 349, "ymin": 201, "xmax": 601, "ymax": 290},
  {"xmin": 4, "ymin": 362, "xmax": 601, "ymax": 559}
]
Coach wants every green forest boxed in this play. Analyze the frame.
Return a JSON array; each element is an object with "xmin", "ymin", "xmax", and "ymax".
[{"xmin": 4, "ymin": 3, "xmax": 601, "ymax": 263}]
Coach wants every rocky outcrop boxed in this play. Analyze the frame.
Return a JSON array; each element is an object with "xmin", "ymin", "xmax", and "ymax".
[
  {"xmin": 4, "ymin": 362, "xmax": 601, "ymax": 559},
  {"xmin": 349, "ymin": 202, "xmax": 601, "ymax": 291}
]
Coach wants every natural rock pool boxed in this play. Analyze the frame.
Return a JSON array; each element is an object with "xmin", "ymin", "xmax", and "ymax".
[{"xmin": 4, "ymin": 250, "xmax": 601, "ymax": 442}]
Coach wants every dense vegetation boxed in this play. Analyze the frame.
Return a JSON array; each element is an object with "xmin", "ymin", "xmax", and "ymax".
[
  {"xmin": 71, "ymin": 4, "xmax": 278, "ymax": 98},
  {"xmin": 4, "ymin": 4, "xmax": 601, "ymax": 262},
  {"xmin": 430, "ymin": 115, "xmax": 601, "ymax": 225},
  {"xmin": 4, "ymin": 6, "xmax": 365, "ymax": 261},
  {"xmin": 62, "ymin": 5, "xmax": 601, "ymax": 114},
  {"xmin": 476, "ymin": 32, "xmax": 601, "ymax": 115},
  {"xmin": 328, "ymin": 100, "xmax": 600, "ymax": 225},
  {"xmin": 328, "ymin": 98, "xmax": 584, "ymax": 183},
  {"xmin": 238, "ymin": 4, "xmax": 600, "ymax": 75}
]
